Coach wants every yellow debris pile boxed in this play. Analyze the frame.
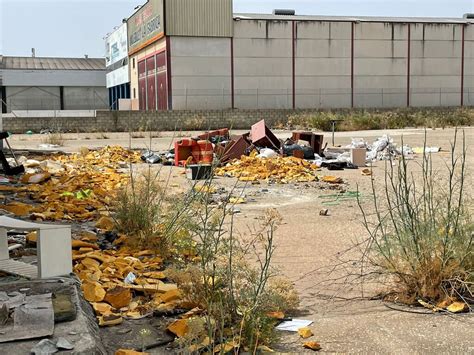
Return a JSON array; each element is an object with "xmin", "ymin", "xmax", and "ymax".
[
  {"xmin": 0, "ymin": 146, "xmax": 141, "ymax": 221},
  {"xmin": 215, "ymin": 153, "xmax": 319, "ymax": 183},
  {"xmin": 72, "ymin": 239, "xmax": 191, "ymax": 327}
]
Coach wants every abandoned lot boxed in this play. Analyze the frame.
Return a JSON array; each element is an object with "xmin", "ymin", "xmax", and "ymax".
[{"xmin": 3, "ymin": 126, "xmax": 474, "ymax": 354}]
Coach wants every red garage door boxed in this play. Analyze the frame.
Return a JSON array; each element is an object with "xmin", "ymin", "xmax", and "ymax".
[
  {"xmin": 146, "ymin": 56, "xmax": 156, "ymax": 111},
  {"xmin": 138, "ymin": 60, "xmax": 147, "ymax": 110},
  {"xmin": 156, "ymin": 52, "xmax": 168, "ymax": 110}
]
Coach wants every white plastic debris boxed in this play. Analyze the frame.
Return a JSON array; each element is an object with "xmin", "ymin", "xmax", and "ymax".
[
  {"xmin": 258, "ymin": 148, "xmax": 279, "ymax": 159},
  {"xmin": 124, "ymin": 272, "xmax": 136, "ymax": 285},
  {"xmin": 276, "ymin": 319, "xmax": 313, "ymax": 332},
  {"xmin": 348, "ymin": 138, "xmax": 368, "ymax": 149},
  {"xmin": 39, "ymin": 160, "xmax": 65, "ymax": 174}
]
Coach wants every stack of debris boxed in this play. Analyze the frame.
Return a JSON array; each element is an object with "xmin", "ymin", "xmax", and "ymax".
[
  {"xmin": 215, "ymin": 151, "xmax": 319, "ymax": 183},
  {"xmin": 0, "ymin": 146, "xmax": 141, "ymax": 222},
  {"xmin": 72, "ymin": 235, "xmax": 188, "ymax": 327}
]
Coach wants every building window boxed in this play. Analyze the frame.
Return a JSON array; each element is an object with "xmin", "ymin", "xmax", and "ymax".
[
  {"xmin": 133, "ymin": 88, "xmax": 136, "ymax": 99},
  {"xmin": 132, "ymin": 58, "xmax": 135, "ymax": 69}
]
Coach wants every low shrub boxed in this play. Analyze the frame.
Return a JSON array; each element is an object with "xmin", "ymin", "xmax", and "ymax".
[
  {"xmin": 359, "ymin": 130, "xmax": 473, "ymax": 305},
  {"xmin": 286, "ymin": 107, "xmax": 474, "ymax": 132}
]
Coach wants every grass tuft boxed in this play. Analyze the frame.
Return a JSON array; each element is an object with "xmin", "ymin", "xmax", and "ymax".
[{"xmin": 359, "ymin": 129, "xmax": 473, "ymax": 305}]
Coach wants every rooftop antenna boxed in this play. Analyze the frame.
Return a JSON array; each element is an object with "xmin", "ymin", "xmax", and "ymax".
[{"xmin": 31, "ymin": 48, "xmax": 36, "ymax": 57}]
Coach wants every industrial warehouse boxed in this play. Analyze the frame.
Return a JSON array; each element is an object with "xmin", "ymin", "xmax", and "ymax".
[
  {"xmin": 0, "ymin": 55, "xmax": 108, "ymax": 113},
  {"xmin": 103, "ymin": 0, "xmax": 474, "ymax": 111}
]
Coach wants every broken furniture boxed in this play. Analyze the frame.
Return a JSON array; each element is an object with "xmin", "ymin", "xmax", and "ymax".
[
  {"xmin": 174, "ymin": 138, "xmax": 214, "ymax": 167},
  {"xmin": 250, "ymin": 120, "xmax": 281, "ymax": 149},
  {"xmin": 174, "ymin": 138, "xmax": 196, "ymax": 167},
  {"xmin": 291, "ymin": 131, "xmax": 324, "ymax": 155},
  {"xmin": 0, "ymin": 216, "xmax": 72, "ymax": 279},
  {"xmin": 216, "ymin": 134, "xmax": 252, "ymax": 164},
  {"xmin": 0, "ymin": 132, "xmax": 25, "ymax": 176},
  {"xmin": 198, "ymin": 128, "xmax": 229, "ymax": 142}
]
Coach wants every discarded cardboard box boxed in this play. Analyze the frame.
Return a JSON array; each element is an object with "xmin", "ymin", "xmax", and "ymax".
[{"xmin": 350, "ymin": 148, "xmax": 366, "ymax": 167}]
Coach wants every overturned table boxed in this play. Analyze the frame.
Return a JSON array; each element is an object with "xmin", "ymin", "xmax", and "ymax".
[{"xmin": 0, "ymin": 216, "xmax": 72, "ymax": 279}]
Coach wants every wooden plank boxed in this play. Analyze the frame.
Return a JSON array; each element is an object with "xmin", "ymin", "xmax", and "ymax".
[{"xmin": 0, "ymin": 259, "xmax": 37, "ymax": 279}]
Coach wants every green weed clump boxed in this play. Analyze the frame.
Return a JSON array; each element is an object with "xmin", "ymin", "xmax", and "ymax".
[
  {"xmin": 113, "ymin": 170, "xmax": 193, "ymax": 256},
  {"xmin": 287, "ymin": 107, "xmax": 474, "ymax": 131},
  {"xmin": 114, "ymin": 163, "xmax": 298, "ymax": 351},
  {"xmin": 359, "ymin": 130, "xmax": 473, "ymax": 305},
  {"xmin": 168, "ymin": 189, "xmax": 299, "ymax": 352}
]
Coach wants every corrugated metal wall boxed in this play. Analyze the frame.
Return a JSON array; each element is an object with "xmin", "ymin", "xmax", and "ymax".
[{"xmin": 165, "ymin": 0, "xmax": 233, "ymax": 37}]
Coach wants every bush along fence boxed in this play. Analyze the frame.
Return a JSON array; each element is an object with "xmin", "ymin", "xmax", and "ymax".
[{"xmin": 2, "ymin": 107, "xmax": 473, "ymax": 134}]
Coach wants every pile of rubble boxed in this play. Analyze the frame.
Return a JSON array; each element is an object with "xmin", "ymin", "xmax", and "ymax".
[
  {"xmin": 0, "ymin": 146, "xmax": 141, "ymax": 221},
  {"xmin": 71, "ymin": 236, "xmax": 188, "ymax": 327},
  {"xmin": 215, "ymin": 151, "xmax": 319, "ymax": 183}
]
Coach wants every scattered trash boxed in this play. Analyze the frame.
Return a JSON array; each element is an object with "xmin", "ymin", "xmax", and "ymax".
[
  {"xmin": 365, "ymin": 135, "xmax": 413, "ymax": 161},
  {"xmin": 319, "ymin": 191, "xmax": 361, "ymax": 206},
  {"xmin": 282, "ymin": 141, "xmax": 315, "ymax": 160},
  {"xmin": 141, "ymin": 150, "xmax": 174, "ymax": 165},
  {"xmin": 361, "ymin": 168, "xmax": 372, "ymax": 176},
  {"xmin": 258, "ymin": 148, "xmax": 279, "ymax": 159},
  {"xmin": 412, "ymin": 146, "xmax": 441, "ymax": 154},
  {"xmin": 298, "ymin": 327, "xmax": 313, "ymax": 338},
  {"xmin": 275, "ymin": 319, "xmax": 313, "ymax": 332},
  {"xmin": 291, "ymin": 131, "xmax": 324, "ymax": 155},
  {"xmin": 228, "ymin": 206, "xmax": 241, "ymax": 214},
  {"xmin": 38, "ymin": 144, "xmax": 61, "ymax": 149},
  {"xmin": 303, "ymin": 341, "xmax": 322, "ymax": 351},
  {"xmin": 216, "ymin": 134, "xmax": 252, "ymax": 164},
  {"xmin": 229, "ymin": 197, "xmax": 246, "ymax": 204},
  {"xmin": 124, "ymin": 272, "xmax": 137, "ymax": 285},
  {"xmin": 350, "ymin": 148, "xmax": 366, "ymax": 167},
  {"xmin": 186, "ymin": 164, "xmax": 212, "ymax": 180},
  {"xmin": 447, "ymin": 301, "xmax": 468, "ymax": 313},
  {"xmin": 321, "ymin": 176, "xmax": 343, "ymax": 184},
  {"xmin": 319, "ymin": 209, "xmax": 329, "ymax": 216}
]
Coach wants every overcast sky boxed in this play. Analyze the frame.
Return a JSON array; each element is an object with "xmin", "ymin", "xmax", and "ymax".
[{"xmin": 1, "ymin": 0, "xmax": 473, "ymax": 57}]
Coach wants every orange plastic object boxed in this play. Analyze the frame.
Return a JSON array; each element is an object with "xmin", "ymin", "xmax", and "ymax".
[
  {"xmin": 175, "ymin": 139, "xmax": 198, "ymax": 167},
  {"xmin": 198, "ymin": 140, "xmax": 214, "ymax": 163}
]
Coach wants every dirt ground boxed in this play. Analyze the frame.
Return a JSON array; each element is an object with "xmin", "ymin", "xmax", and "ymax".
[{"xmin": 9, "ymin": 127, "xmax": 474, "ymax": 353}]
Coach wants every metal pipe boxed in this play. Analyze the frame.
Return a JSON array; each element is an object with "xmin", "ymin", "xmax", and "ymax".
[
  {"xmin": 461, "ymin": 24, "xmax": 465, "ymax": 106},
  {"xmin": 292, "ymin": 21, "xmax": 296, "ymax": 109},
  {"xmin": 230, "ymin": 37, "xmax": 235, "ymax": 109},
  {"xmin": 407, "ymin": 23, "xmax": 411, "ymax": 107},
  {"xmin": 351, "ymin": 22, "xmax": 355, "ymax": 108}
]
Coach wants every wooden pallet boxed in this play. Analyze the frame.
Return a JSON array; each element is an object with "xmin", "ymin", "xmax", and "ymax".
[{"xmin": 0, "ymin": 259, "xmax": 37, "ymax": 279}]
